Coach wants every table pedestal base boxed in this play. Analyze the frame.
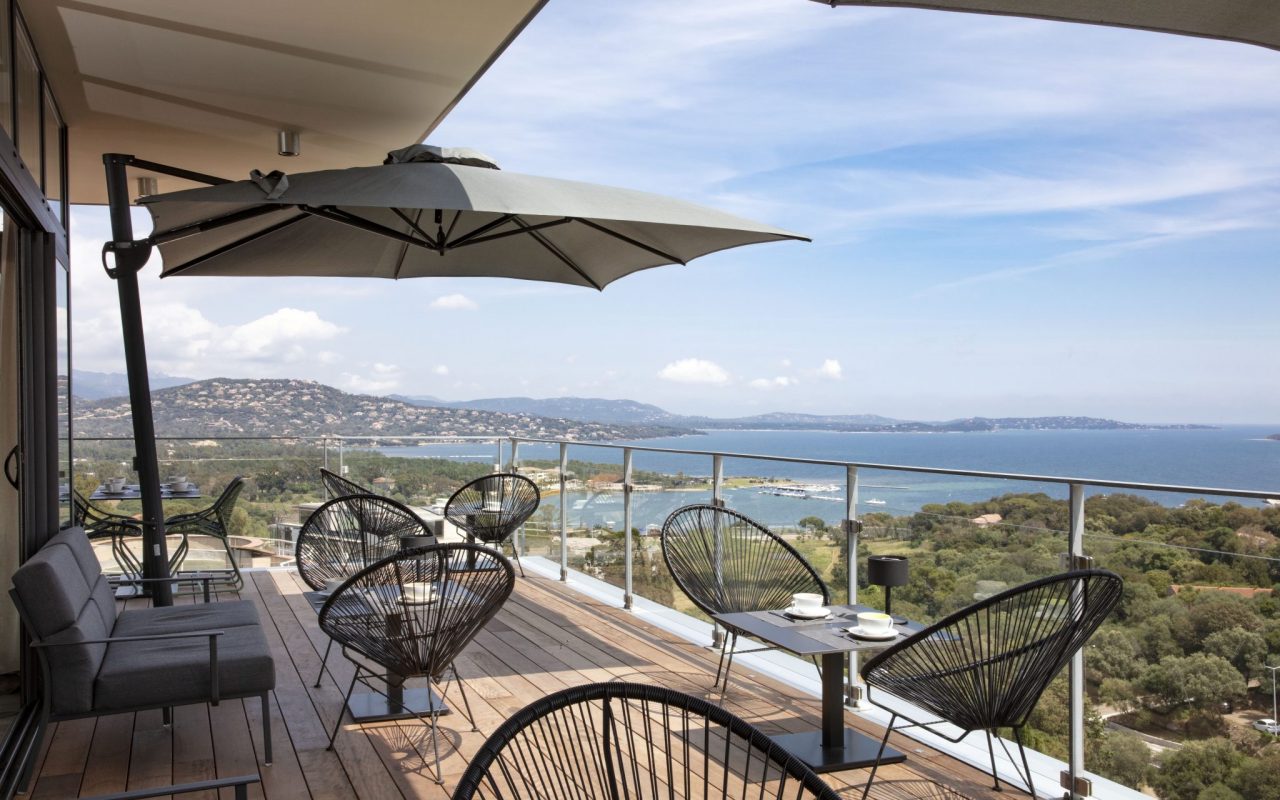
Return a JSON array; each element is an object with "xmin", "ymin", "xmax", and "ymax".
[
  {"xmin": 346, "ymin": 686, "xmax": 451, "ymax": 722},
  {"xmin": 770, "ymin": 729, "xmax": 906, "ymax": 774}
]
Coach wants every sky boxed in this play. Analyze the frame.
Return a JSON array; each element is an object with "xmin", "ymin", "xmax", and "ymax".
[{"xmin": 68, "ymin": 1, "xmax": 1280, "ymax": 424}]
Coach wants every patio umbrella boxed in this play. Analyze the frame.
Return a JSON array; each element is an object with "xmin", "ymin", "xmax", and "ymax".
[
  {"xmin": 139, "ymin": 145, "xmax": 807, "ymax": 289},
  {"xmin": 812, "ymin": 0, "xmax": 1280, "ymax": 51},
  {"xmin": 108, "ymin": 145, "xmax": 807, "ymax": 603}
]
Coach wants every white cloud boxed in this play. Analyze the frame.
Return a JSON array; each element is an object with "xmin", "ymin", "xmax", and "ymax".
[
  {"xmin": 341, "ymin": 371, "xmax": 400, "ymax": 394},
  {"xmin": 749, "ymin": 376, "xmax": 794, "ymax": 390},
  {"xmin": 658, "ymin": 358, "xmax": 730, "ymax": 385},
  {"xmin": 433, "ymin": 364, "xmax": 450, "ymax": 376},
  {"xmin": 430, "ymin": 293, "xmax": 478, "ymax": 311},
  {"xmin": 817, "ymin": 359, "xmax": 843, "ymax": 379},
  {"xmin": 222, "ymin": 308, "xmax": 344, "ymax": 363}
]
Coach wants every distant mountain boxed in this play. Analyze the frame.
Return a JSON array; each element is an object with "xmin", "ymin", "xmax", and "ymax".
[
  {"xmin": 390, "ymin": 395, "xmax": 1208, "ymax": 433},
  {"xmin": 687, "ymin": 412, "xmax": 903, "ymax": 429},
  {"xmin": 417, "ymin": 396, "xmax": 678, "ymax": 426},
  {"xmin": 388, "ymin": 393, "xmax": 443, "ymax": 406},
  {"xmin": 73, "ymin": 378, "xmax": 695, "ymax": 440},
  {"xmin": 70, "ymin": 369, "xmax": 196, "ymax": 401}
]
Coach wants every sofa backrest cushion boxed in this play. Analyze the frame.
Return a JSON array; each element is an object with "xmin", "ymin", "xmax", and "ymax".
[{"xmin": 9, "ymin": 527, "xmax": 114, "ymax": 715}]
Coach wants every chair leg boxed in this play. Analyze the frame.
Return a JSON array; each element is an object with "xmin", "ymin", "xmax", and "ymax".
[
  {"xmin": 712, "ymin": 636, "xmax": 730, "ymax": 688},
  {"xmin": 451, "ymin": 664, "xmax": 479, "ymax": 732},
  {"xmin": 419, "ymin": 680, "xmax": 445, "ymax": 785},
  {"xmin": 1013, "ymin": 727, "xmax": 1035, "ymax": 798},
  {"xmin": 510, "ymin": 547, "xmax": 526, "ymax": 578},
  {"xmin": 327, "ymin": 667, "xmax": 361, "ymax": 750},
  {"xmin": 720, "ymin": 632, "xmax": 740, "ymax": 692},
  {"xmin": 262, "ymin": 693, "xmax": 273, "ymax": 765},
  {"xmin": 162, "ymin": 706, "xmax": 172, "ymax": 726},
  {"xmin": 985, "ymin": 731, "xmax": 1002, "ymax": 790},
  {"xmin": 314, "ymin": 639, "xmax": 334, "ymax": 688},
  {"xmin": 860, "ymin": 712, "xmax": 898, "ymax": 800}
]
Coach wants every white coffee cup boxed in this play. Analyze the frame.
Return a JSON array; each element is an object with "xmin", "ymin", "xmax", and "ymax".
[
  {"xmin": 169, "ymin": 480, "xmax": 189, "ymax": 492},
  {"xmin": 107, "ymin": 477, "xmax": 126, "ymax": 492},
  {"xmin": 792, "ymin": 592, "xmax": 824, "ymax": 610},
  {"xmin": 857, "ymin": 611, "xmax": 893, "ymax": 633},
  {"xmin": 404, "ymin": 582, "xmax": 436, "ymax": 603}
]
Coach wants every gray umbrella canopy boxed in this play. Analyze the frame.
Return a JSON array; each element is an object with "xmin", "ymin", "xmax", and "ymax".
[
  {"xmin": 140, "ymin": 146, "xmax": 807, "ymax": 290},
  {"xmin": 814, "ymin": 0, "xmax": 1280, "ymax": 52}
]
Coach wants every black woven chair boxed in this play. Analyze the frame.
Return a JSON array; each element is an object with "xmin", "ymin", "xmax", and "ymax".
[
  {"xmin": 70, "ymin": 489, "xmax": 145, "ymax": 580},
  {"xmin": 296, "ymin": 493, "xmax": 435, "ymax": 687},
  {"xmin": 320, "ymin": 467, "xmax": 372, "ymax": 500},
  {"xmin": 858, "ymin": 569, "xmax": 1124, "ymax": 800},
  {"xmin": 451, "ymin": 681, "xmax": 842, "ymax": 800},
  {"xmin": 661, "ymin": 504, "xmax": 830, "ymax": 690},
  {"xmin": 165, "ymin": 477, "xmax": 246, "ymax": 592},
  {"xmin": 321, "ymin": 543, "xmax": 515, "ymax": 783},
  {"xmin": 443, "ymin": 473, "xmax": 540, "ymax": 577}
]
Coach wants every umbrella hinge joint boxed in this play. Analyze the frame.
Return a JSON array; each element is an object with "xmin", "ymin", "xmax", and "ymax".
[{"xmin": 101, "ymin": 240, "xmax": 153, "ymax": 279}]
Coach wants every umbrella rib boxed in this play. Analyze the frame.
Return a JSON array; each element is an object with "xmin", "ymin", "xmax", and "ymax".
[
  {"xmin": 446, "ymin": 214, "xmax": 517, "ymax": 248},
  {"xmin": 162, "ymin": 213, "xmax": 309, "ymax": 277},
  {"xmin": 389, "ymin": 208, "xmax": 441, "ymax": 249},
  {"xmin": 450, "ymin": 218, "xmax": 573, "ymax": 249},
  {"xmin": 147, "ymin": 204, "xmax": 288, "ymax": 246},
  {"xmin": 576, "ymin": 218, "xmax": 685, "ymax": 265},
  {"xmin": 390, "ymin": 209, "xmax": 425, "ymax": 280},
  {"xmin": 512, "ymin": 216, "xmax": 603, "ymax": 290},
  {"xmin": 300, "ymin": 206, "xmax": 434, "ymax": 250}
]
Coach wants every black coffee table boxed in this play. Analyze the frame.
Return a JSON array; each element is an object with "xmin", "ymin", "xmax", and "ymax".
[{"xmin": 714, "ymin": 603, "xmax": 921, "ymax": 773}]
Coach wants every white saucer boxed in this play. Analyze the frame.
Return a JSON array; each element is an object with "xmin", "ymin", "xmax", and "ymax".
[
  {"xmin": 846, "ymin": 625, "xmax": 898, "ymax": 641},
  {"xmin": 783, "ymin": 606, "xmax": 831, "ymax": 620}
]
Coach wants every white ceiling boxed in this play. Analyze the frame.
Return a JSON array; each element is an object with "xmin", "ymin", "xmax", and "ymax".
[{"xmin": 23, "ymin": 0, "xmax": 548, "ymax": 204}]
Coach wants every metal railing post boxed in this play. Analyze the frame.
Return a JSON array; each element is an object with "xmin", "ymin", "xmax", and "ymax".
[
  {"xmin": 623, "ymin": 447, "xmax": 634, "ymax": 609},
  {"xmin": 846, "ymin": 465, "xmax": 863, "ymax": 706},
  {"xmin": 711, "ymin": 453, "xmax": 725, "ymax": 647},
  {"xmin": 322, "ymin": 436, "xmax": 329, "ymax": 472},
  {"xmin": 510, "ymin": 438, "xmax": 522, "ymax": 557},
  {"xmin": 338, "ymin": 438, "xmax": 344, "ymax": 477},
  {"xmin": 559, "ymin": 443, "xmax": 569, "ymax": 581},
  {"xmin": 496, "ymin": 438, "xmax": 504, "ymax": 471},
  {"xmin": 1067, "ymin": 482, "xmax": 1087, "ymax": 799}
]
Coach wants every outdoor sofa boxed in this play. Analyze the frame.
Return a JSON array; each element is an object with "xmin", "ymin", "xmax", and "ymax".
[{"xmin": 7, "ymin": 527, "xmax": 275, "ymax": 788}]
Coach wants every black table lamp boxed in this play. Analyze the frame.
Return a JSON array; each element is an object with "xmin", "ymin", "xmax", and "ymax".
[{"xmin": 867, "ymin": 555, "xmax": 909, "ymax": 624}]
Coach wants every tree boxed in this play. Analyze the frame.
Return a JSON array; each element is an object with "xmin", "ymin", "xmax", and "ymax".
[
  {"xmin": 1203, "ymin": 627, "xmax": 1268, "ymax": 683},
  {"xmin": 1090, "ymin": 730, "xmax": 1150, "ymax": 789},
  {"xmin": 1089, "ymin": 627, "xmax": 1145, "ymax": 680},
  {"xmin": 1150, "ymin": 739, "xmax": 1243, "ymax": 800},
  {"xmin": 797, "ymin": 516, "xmax": 827, "ymax": 534},
  {"xmin": 1140, "ymin": 654, "xmax": 1246, "ymax": 715},
  {"xmin": 1229, "ymin": 749, "xmax": 1280, "ymax": 800}
]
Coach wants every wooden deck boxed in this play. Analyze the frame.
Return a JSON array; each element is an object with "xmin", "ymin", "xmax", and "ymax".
[{"xmin": 27, "ymin": 570, "xmax": 1009, "ymax": 799}]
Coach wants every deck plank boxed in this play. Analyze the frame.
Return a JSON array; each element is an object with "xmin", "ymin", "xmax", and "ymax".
[{"xmin": 31, "ymin": 569, "xmax": 1017, "ymax": 799}]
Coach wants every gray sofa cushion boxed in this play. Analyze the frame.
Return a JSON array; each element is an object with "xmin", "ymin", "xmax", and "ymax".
[
  {"xmin": 10, "ymin": 538, "xmax": 110, "ymax": 715},
  {"xmin": 113, "ymin": 600, "xmax": 262, "ymax": 636},
  {"xmin": 94, "ymin": 622, "xmax": 275, "ymax": 712}
]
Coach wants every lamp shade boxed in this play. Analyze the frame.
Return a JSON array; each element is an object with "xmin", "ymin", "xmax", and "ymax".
[{"xmin": 867, "ymin": 555, "xmax": 909, "ymax": 587}]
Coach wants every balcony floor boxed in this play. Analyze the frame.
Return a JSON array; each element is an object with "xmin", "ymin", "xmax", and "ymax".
[{"xmin": 27, "ymin": 570, "xmax": 1011, "ymax": 799}]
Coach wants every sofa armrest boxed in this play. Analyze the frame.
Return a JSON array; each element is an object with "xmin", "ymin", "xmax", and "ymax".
[{"xmin": 33, "ymin": 629, "xmax": 226, "ymax": 703}]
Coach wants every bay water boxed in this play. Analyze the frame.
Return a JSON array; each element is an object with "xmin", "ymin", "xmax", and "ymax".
[{"xmin": 367, "ymin": 425, "xmax": 1279, "ymax": 528}]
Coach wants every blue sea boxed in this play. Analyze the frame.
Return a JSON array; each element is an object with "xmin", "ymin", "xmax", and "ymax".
[{"xmin": 366, "ymin": 426, "xmax": 1279, "ymax": 528}]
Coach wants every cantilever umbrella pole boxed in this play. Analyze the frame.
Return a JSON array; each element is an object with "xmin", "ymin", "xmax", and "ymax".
[{"xmin": 101, "ymin": 154, "xmax": 231, "ymax": 606}]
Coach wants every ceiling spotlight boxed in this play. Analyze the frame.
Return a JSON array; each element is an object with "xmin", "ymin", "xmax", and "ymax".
[
  {"xmin": 136, "ymin": 177, "xmax": 158, "ymax": 197},
  {"xmin": 278, "ymin": 130, "xmax": 301, "ymax": 157}
]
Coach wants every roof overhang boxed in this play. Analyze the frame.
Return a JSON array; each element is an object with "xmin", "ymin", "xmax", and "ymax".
[
  {"xmin": 814, "ymin": 1, "xmax": 1280, "ymax": 52},
  {"xmin": 23, "ymin": 0, "xmax": 548, "ymax": 204}
]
